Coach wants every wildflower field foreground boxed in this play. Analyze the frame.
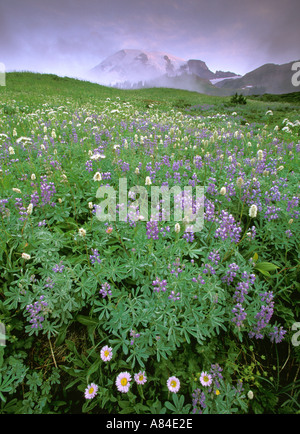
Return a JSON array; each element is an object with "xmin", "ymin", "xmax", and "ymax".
[{"xmin": 0, "ymin": 72, "xmax": 299, "ymax": 414}]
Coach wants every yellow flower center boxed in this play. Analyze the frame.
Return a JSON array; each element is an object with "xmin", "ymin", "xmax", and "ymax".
[
  {"xmin": 170, "ymin": 380, "xmax": 177, "ymax": 388},
  {"xmin": 104, "ymin": 350, "xmax": 109, "ymax": 357},
  {"xmin": 139, "ymin": 375, "xmax": 144, "ymax": 382},
  {"xmin": 203, "ymin": 376, "xmax": 209, "ymax": 383},
  {"xmin": 121, "ymin": 378, "xmax": 128, "ymax": 386},
  {"xmin": 89, "ymin": 387, "xmax": 94, "ymax": 394}
]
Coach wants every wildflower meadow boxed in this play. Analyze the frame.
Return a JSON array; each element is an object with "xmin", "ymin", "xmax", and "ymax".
[{"xmin": 0, "ymin": 72, "xmax": 299, "ymax": 414}]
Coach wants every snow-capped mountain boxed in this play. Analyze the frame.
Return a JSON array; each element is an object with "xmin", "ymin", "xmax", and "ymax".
[
  {"xmin": 89, "ymin": 49, "xmax": 238, "ymax": 87},
  {"xmin": 90, "ymin": 49, "xmax": 186, "ymax": 85},
  {"xmin": 88, "ymin": 49, "xmax": 299, "ymax": 95}
]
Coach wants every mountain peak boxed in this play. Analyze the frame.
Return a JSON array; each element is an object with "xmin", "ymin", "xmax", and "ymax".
[{"xmin": 89, "ymin": 49, "xmax": 242, "ymax": 90}]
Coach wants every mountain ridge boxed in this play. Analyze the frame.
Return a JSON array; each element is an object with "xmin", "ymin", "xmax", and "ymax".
[
  {"xmin": 89, "ymin": 49, "xmax": 300, "ymax": 95},
  {"xmin": 89, "ymin": 49, "xmax": 239, "ymax": 86}
]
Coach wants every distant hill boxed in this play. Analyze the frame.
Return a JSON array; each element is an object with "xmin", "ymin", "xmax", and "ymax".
[{"xmin": 216, "ymin": 61, "xmax": 300, "ymax": 95}]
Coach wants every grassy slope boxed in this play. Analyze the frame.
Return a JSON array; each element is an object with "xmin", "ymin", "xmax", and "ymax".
[{"xmin": 0, "ymin": 72, "xmax": 299, "ymax": 126}]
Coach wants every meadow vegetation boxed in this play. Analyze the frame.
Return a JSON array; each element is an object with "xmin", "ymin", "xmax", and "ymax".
[{"xmin": 0, "ymin": 72, "xmax": 299, "ymax": 414}]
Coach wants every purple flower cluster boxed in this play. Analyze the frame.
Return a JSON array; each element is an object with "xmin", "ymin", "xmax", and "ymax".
[
  {"xmin": 247, "ymin": 225, "xmax": 257, "ymax": 240},
  {"xmin": 215, "ymin": 210, "xmax": 242, "ymax": 243},
  {"xmin": 168, "ymin": 258, "xmax": 185, "ymax": 277},
  {"xmin": 182, "ymin": 229, "xmax": 195, "ymax": 243},
  {"xmin": 26, "ymin": 295, "xmax": 48, "ymax": 329},
  {"xmin": 90, "ymin": 249, "xmax": 102, "ymax": 265},
  {"xmin": 14, "ymin": 197, "xmax": 27, "ymax": 221},
  {"xmin": 85, "ymin": 160, "xmax": 93, "ymax": 172},
  {"xmin": 210, "ymin": 364, "xmax": 223, "ymax": 391},
  {"xmin": 146, "ymin": 220, "xmax": 159, "ymax": 240},
  {"xmin": 99, "ymin": 282, "xmax": 112, "ymax": 298},
  {"xmin": 45, "ymin": 277, "xmax": 55, "ymax": 289},
  {"xmin": 249, "ymin": 291, "xmax": 275, "ymax": 339},
  {"xmin": 269, "ymin": 325, "xmax": 287, "ymax": 343},
  {"xmin": 152, "ymin": 278, "xmax": 167, "ymax": 292},
  {"xmin": 222, "ymin": 263, "xmax": 240, "ymax": 285},
  {"xmin": 233, "ymin": 272, "xmax": 256, "ymax": 304},
  {"xmin": 52, "ymin": 261, "xmax": 65, "ymax": 273},
  {"xmin": 30, "ymin": 191, "xmax": 39, "ymax": 207},
  {"xmin": 264, "ymin": 205, "xmax": 281, "ymax": 221},
  {"xmin": 208, "ymin": 249, "xmax": 220, "ymax": 265},
  {"xmin": 202, "ymin": 263, "xmax": 216, "ymax": 276},
  {"xmin": 232, "ymin": 272, "xmax": 256, "ymax": 328},
  {"xmin": 40, "ymin": 177, "xmax": 56, "ymax": 207},
  {"xmin": 168, "ymin": 290, "xmax": 181, "ymax": 301},
  {"xmin": 192, "ymin": 274, "xmax": 205, "ymax": 285},
  {"xmin": 0, "ymin": 198, "xmax": 9, "ymax": 217},
  {"xmin": 232, "ymin": 303, "xmax": 247, "ymax": 328},
  {"xmin": 130, "ymin": 329, "xmax": 141, "ymax": 345},
  {"xmin": 287, "ymin": 196, "xmax": 299, "ymax": 219},
  {"xmin": 192, "ymin": 388, "xmax": 206, "ymax": 414}
]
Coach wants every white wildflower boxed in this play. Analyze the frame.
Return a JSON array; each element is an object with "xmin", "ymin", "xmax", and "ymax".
[
  {"xmin": 257, "ymin": 150, "xmax": 264, "ymax": 161},
  {"xmin": 22, "ymin": 253, "xmax": 31, "ymax": 260},
  {"xmin": 247, "ymin": 390, "xmax": 254, "ymax": 400},
  {"xmin": 78, "ymin": 228, "xmax": 87, "ymax": 237},
  {"xmin": 175, "ymin": 223, "xmax": 181, "ymax": 233},
  {"xmin": 93, "ymin": 172, "xmax": 102, "ymax": 181},
  {"xmin": 145, "ymin": 176, "xmax": 152, "ymax": 186},
  {"xmin": 249, "ymin": 204, "xmax": 258, "ymax": 218},
  {"xmin": 27, "ymin": 203, "xmax": 33, "ymax": 215}
]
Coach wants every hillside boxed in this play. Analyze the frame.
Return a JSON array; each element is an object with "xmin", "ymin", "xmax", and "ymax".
[{"xmin": 217, "ymin": 61, "xmax": 300, "ymax": 95}]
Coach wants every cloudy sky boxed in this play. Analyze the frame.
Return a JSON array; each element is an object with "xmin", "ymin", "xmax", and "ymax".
[{"xmin": 1, "ymin": 0, "xmax": 299, "ymax": 79}]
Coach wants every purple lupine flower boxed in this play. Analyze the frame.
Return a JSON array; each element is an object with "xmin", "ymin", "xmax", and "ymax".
[
  {"xmin": 146, "ymin": 219, "xmax": 159, "ymax": 240},
  {"xmin": 231, "ymin": 303, "xmax": 247, "ymax": 327},
  {"xmin": 52, "ymin": 261, "xmax": 65, "ymax": 273},
  {"xmin": 285, "ymin": 229, "xmax": 293, "ymax": 238},
  {"xmin": 130, "ymin": 329, "xmax": 141, "ymax": 345},
  {"xmin": 99, "ymin": 282, "xmax": 112, "ymax": 298},
  {"xmin": 269, "ymin": 325, "xmax": 287, "ymax": 343},
  {"xmin": 90, "ymin": 249, "xmax": 102, "ymax": 265},
  {"xmin": 264, "ymin": 205, "xmax": 281, "ymax": 221},
  {"xmin": 192, "ymin": 388, "xmax": 206, "ymax": 414},
  {"xmin": 209, "ymin": 364, "xmax": 223, "ymax": 390},
  {"xmin": 182, "ymin": 229, "xmax": 195, "ymax": 243},
  {"xmin": 168, "ymin": 290, "xmax": 181, "ymax": 301},
  {"xmin": 152, "ymin": 278, "xmax": 167, "ymax": 292},
  {"xmin": 30, "ymin": 191, "xmax": 40, "ymax": 207},
  {"xmin": 249, "ymin": 291, "xmax": 275, "ymax": 339},
  {"xmin": 45, "ymin": 277, "xmax": 55, "ymax": 289},
  {"xmin": 168, "ymin": 258, "xmax": 185, "ymax": 277},
  {"xmin": 26, "ymin": 295, "xmax": 48, "ymax": 329},
  {"xmin": 215, "ymin": 210, "xmax": 242, "ymax": 243},
  {"xmin": 40, "ymin": 179, "xmax": 56, "ymax": 206},
  {"xmin": 222, "ymin": 263, "xmax": 240, "ymax": 284},
  {"xmin": 14, "ymin": 197, "xmax": 27, "ymax": 221},
  {"xmin": 85, "ymin": 160, "xmax": 93, "ymax": 172},
  {"xmin": 208, "ymin": 249, "xmax": 220, "ymax": 265}
]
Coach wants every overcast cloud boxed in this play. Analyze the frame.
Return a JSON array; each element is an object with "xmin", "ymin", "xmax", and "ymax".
[{"xmin": 0, "ymin": 0, "xmax": 299, "ymax": 78}]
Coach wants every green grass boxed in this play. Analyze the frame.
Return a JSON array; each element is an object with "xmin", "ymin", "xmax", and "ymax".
[{"xmin": 2, "ymin": 72, "xmax": 299, "ymax": 121}]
